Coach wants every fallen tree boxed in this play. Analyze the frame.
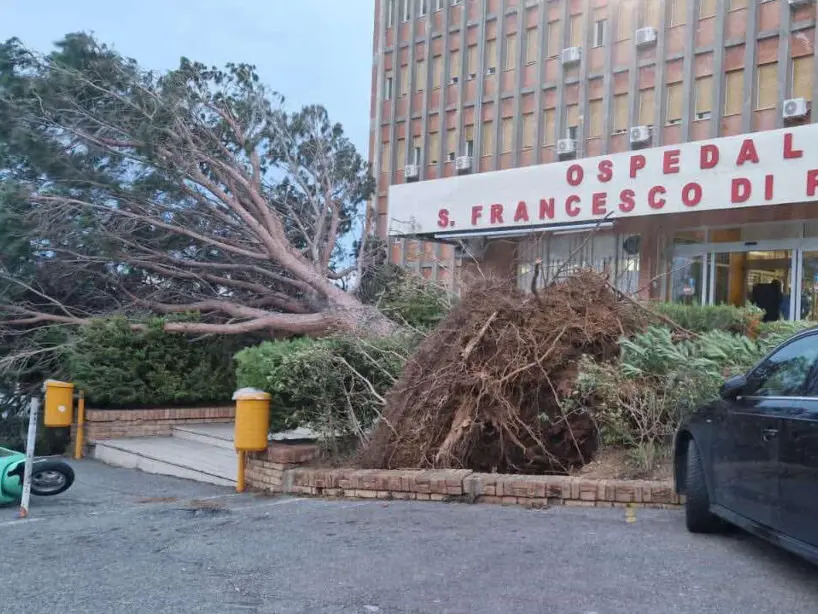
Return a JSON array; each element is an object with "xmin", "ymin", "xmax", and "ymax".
[{"xmin": 360, "ymin": 271, "xmax": 644, "ymax": 474}]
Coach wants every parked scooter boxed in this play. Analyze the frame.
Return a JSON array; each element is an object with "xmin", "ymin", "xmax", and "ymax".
[{"xmin": 0, "ymin": 446, "xmax": 74, "ymax": 505}]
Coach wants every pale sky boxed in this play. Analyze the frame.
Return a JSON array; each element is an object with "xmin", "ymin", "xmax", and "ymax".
[{"xmin": 0, "ymin": 0, "xmax": 375, "ymax": 153}]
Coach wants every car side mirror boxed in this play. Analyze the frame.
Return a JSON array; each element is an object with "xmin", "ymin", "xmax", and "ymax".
[{"xmin": 720, "ymin": 374, "xmax": 747, "ymax": 400}]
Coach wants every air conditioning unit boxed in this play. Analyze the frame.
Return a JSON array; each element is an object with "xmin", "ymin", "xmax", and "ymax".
[
  {"xmin": 556, "ymin": 138, "xmax": 577, "ymax": 156},
  {"xmin": 788, "ymin": 0, "xmax": 812, "ymax": 7},
  {"xmin": 635, "ymin": 27, "xmax": 658, "ymax": 48},
  {"xmin": 404, "ymin": 164, "xmax": 420, "ymax": 180},
  {"xmin": 560, "ymin": 47, "xmax": 582, "ymax": 65},
  {"xmin": 783, "ymin": 97, "xmax": 809, "ymax": 119},
  {"xmin": 629, "ymin": 125, "xmax": 652, "ymax": 145},
  {"xmin": 455, "ymin": 155, "xmax": 472, "ymax": 172}
]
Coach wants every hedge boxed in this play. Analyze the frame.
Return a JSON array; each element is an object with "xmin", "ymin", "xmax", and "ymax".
[
  {"xmin": 235, "ymin": 334, "xmax": 420, "ymax": 436},
  {"xmin": 66, "ymin": 317, "xmax": 248, "ymax": 408}
]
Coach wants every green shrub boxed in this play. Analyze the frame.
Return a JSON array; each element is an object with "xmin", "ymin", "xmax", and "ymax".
[
  {"xmin": 651, "ymin": 302, "xmax": 762, "ymax": 335},
  {"xmin": 67, "ymin": 317, "xmax": 245, "ymax": 408},
  {"xmin": 235, "ymin": 333, "xmax": 419, "ymax": 439}
]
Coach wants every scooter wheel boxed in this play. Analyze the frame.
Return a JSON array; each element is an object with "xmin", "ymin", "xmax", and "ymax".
[{"xmin": 29, "ymin": 460, "xmax": 75, "ymax": 496}]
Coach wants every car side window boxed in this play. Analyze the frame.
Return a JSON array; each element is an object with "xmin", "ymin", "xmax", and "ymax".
[{"xmin": 743, "ymin": 335, "xmax": 818, "ymax": 398}]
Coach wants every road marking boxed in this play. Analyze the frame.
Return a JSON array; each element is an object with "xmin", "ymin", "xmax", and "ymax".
[
  {"xmin": 231, "ymin": 498, "xmax": 305, "ymax": 512},
  {"xmin": 0, "ymin": 518, "xmax": 42, "ymax": 528}
]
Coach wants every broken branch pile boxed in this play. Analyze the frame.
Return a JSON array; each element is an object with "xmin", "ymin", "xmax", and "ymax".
[{"xmin": 359, "ymin": 271, "xmax": 644, "ymax": 474}]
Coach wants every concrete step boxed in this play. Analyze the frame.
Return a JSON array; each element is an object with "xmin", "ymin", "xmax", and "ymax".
[
  {"xmin": 93, "ymin": 437, "xmax": 237, "ymax": 487},
  {"xmin": 172, "ymin": 423, "xmax": 234, "ymax": 450}
]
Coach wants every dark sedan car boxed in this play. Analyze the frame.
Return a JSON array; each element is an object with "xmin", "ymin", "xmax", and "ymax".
[{"xmin": 673, "ymin": 326, "xmax": 818, "ymax": 565}]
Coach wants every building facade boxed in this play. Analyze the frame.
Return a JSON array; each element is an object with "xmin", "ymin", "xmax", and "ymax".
[{"xmin": 370, "ymin": 0, "xmax": 818, "ymax": 321}]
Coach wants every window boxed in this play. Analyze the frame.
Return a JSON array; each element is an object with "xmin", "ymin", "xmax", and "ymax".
[
  {"xmin": 428, "ymin": 132, "xmax": 440, "ymax": 164},
  {"xmin": 399, "ymin": 66, "xmax": 409, "ymax": 97},
  {"xmin": 744, "ymin": 335, "xmax": 818, "ymax": 397},
  {"xmin": 618, "ymin": 2, "xmax": 633, "ymax": 41},
  {"xmin": 593, "ymin": 20, "xmax": 606, "ymax": 48},
  {"xmin": 486, "ymin": 39, "xmax": 498, "ymax": 74},
  {"xmin": 638, "ymin": 88, "xmax": 655, "ymax": 126},
  {"xmin": 695, "ymin": 76, "xmax": 713, "ymax": 119},
  {"xmin": 386, "ymin": 0, "xmax": 395, "ymax": 26},
  {"xmin": 699, "ymin": 0, "xmax": 717, "ymax": 18},
  {"xmin": 544, "ymin": 108, "xmax": 556, "ymax": 145},
  {"xmin": 466, "ymin": 45, "xmax": 478, "ymax": 79},
  {"xmin": 522, "ymin": 113, "xmax": 535, "ymax": 148},
  {"xmin": 566, "ymin": 104, "xmax": 579, "ymax": 138},
  {"xmin": 729, "ymin": 0, "xmax": 747, "ymax": 10},
  {"xmin": 724, "ymin": 69, "xmax": 743, "ymax": 116},
  {"xmin": 504, "ymin": 33, "xmax": 518, "ymax": 70},
  {"xmin": 396, "ymin": 138, "xmax": 406, "ymax": 169},
  {"xmin": 398, "ymin": 64, "xmax": 409, "ymax": 96},
  {"xmin": 419, "ymin": 0, "xmax": 428, "ymax": 17},
  {"xmin": 434, "ymin": 0, "xmax": 444, "ymax": 10},
  {"xmin": 525, "ymin": 28, "xmax": 539, "ymax": 64},
  {"xmin": 432, "ymin": 55, "xmax": 443, "ymax": 88},
  {"xmin": 668, "ymin": 0, "xmax": 687, "ymax": 26},
  {"xmin": 569, "ymin": 15, "xmax": 582, "ymax": 48},
  {"xmin": 613, "ymin": 94, "xmax": 628, "ymax": 133},
  {"xmin": 384, "ymin": 74, "xmax": 394, "ymax": 99},
  {"xmin": 757, "ymin": 63, "xmax": 777, "ymax": 110},
  {"xmin": 588, "ymin": 100, "xmax": 603, "ymax": 137},
  {"xmin": 411, "ymin": 136, "xmax": 422, "ymax": 165},
  {"xmin": 415, "ymin": 60, "xmax": 426, "ymax": 92},
  {"xmin": 666, "ymin": 82, "xmax": 683, "ymax": 124},
  {"xmin": 449, "ymin": 49, "xmax": 461, "ymax": 84},
  {"xmin": 644, "ymin": 0, "xmax": 660, "ymax": 28},
  {"xmin": 482, "ymin": 121, "xmax": 494, "ymax": 155},
  {"xmin": 464, "ymin": 125, "xmax": 475, "ymax": 157},
  {"xmin": 547, "ymin": 21, "xmax": 562, "ymax": 57},
  {"xmin": 380, "ymin": 141, "xmax": 391, "ymax": 171},
  {"xmin": 446, "ymin": 128, "xmax": 457, "ymax": 160},
  {"xmin": 793, "ymin": 55, "xmax": 814, "ymax": 101},
  {"xmin": 501, "ymin": 117, "xmax": 514, "ymax": 152},
  {"xmin": 400, "ymin": 0, "xmax": 410, "ymax": 22}
]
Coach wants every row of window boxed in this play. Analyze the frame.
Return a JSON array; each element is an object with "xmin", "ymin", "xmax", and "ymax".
[
  {"xmin": 386, "ymin": 0, "xmax": 766, "ymax": 35},
  {"xmin": 382, "ymin": 56, "xmax": 814, "ymax": 170}
]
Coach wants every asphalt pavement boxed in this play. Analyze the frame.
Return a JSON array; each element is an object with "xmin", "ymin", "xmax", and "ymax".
[{"xmin": 1, "ymin": 459, "xmax": 816, "ymax": 614}]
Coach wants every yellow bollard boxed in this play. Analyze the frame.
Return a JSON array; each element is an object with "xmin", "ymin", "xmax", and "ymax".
[
  {"xmin": 74, "ymin": 391, "xmax": 85, "ymax": 460},
  {"xmin": 625, "ymin": 503, "xmax": 637, "ymax": 523}
]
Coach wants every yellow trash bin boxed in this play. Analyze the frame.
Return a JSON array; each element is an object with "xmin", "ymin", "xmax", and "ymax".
[
  {"xmin": 43, "ymin": 380, "xmax": 74, "ymax": 427},
  {"xmin": 233, "ymin": 388, "xmax": 271, "ymax": 451}
]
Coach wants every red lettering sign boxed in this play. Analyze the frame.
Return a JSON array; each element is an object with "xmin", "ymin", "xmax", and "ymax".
[
  {"xmin": 663, "ymin": 149, "xmax": 681, "ymax": 174},
  {"xmin": 784, "ymin": 133, "xmax": 803, "ymax": 159},
  {"xmin": 567, "ymin": 164, "xmax": 584, "ymax": 186},
  {"xmin": 629, "ymin": 154, "xmax": 646, "ymax": 178},
  {"xmin": 597, "ymin": 159, "xmax": 613, "ymax": 183},
  {"xmin": 592, "ymin": 192, "xmax": 607, "ymax": 216},
  {"xmin": 682, "ymin": 183, "xmax": 702, "ymax": 207},
  {"xmin": 736, "ymin": 139, "xmax": 760, "ymax": 166},
  {"xmin": 437, "ymin": 209, "xmax": 450, "ymax": 228},
  {"xmin": 807, "ymin": 169, "xmax": 818, "ymax": 197},
  {"xmin": 700, "ymin": 144, "xmax": 719, "ymax": 169},
  {"xmin": 490, "ymin": 204, "xmax": 504, "ymax": 224},
  {"xmin": 539, "ymin": 198, "xmax": 555, "ymax": 220},
  {"xmin": 471, "ymin": 206, "xmax": 483, "ymax": 225},
  {"xmin": 514, "ymin": 201, "xmax": 530, "ymax": 222},
  {"xmin": 731, "ymin": 178, "xmax": 752, "ymax": 203},
  {"xmin": 565, "ymin": 195, "xmax": 581, "ymax": 217},
  {"xmin": 648, "ymin": 185, "xmax": 666, "ymax": 210},
  {"xmin": 765, "ymin": 174, "xmax": 774, "ymax": 200},
  {"xmin": 618, "ymin": 189, "xmax": 635, "ymax": 212}
]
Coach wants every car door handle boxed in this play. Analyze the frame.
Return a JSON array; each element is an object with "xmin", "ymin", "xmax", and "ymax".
[{"xmin": 762, "ymin": 428, "xmax": 778, "ymax": 441}]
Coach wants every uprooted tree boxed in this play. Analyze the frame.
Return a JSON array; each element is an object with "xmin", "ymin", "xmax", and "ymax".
[{"xmin": 0, "ymin": 33, "xmax": 394, "ymax": 345}]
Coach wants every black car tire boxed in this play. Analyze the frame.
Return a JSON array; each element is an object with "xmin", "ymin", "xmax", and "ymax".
[
  {"xmin": 685, "ymin": 438, "xmax": 724, "ymax": 534},
  {"xmin": 28, "ymin": 460, "xmax": 75, "ymax": 497}
]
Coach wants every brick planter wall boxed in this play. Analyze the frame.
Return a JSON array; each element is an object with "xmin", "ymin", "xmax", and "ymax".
[
  {"xmin": 245, "ymin": 446, "xmax": 681, "ymax": 509},
  {"xmin": 79, "ymin": 406, "xmax": 235, "ymax": 442}
]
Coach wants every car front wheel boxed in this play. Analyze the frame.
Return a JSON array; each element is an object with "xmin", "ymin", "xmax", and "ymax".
[{"xmin": 684, "ymin": 438, "xmax": 725, "ymax": 534}]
